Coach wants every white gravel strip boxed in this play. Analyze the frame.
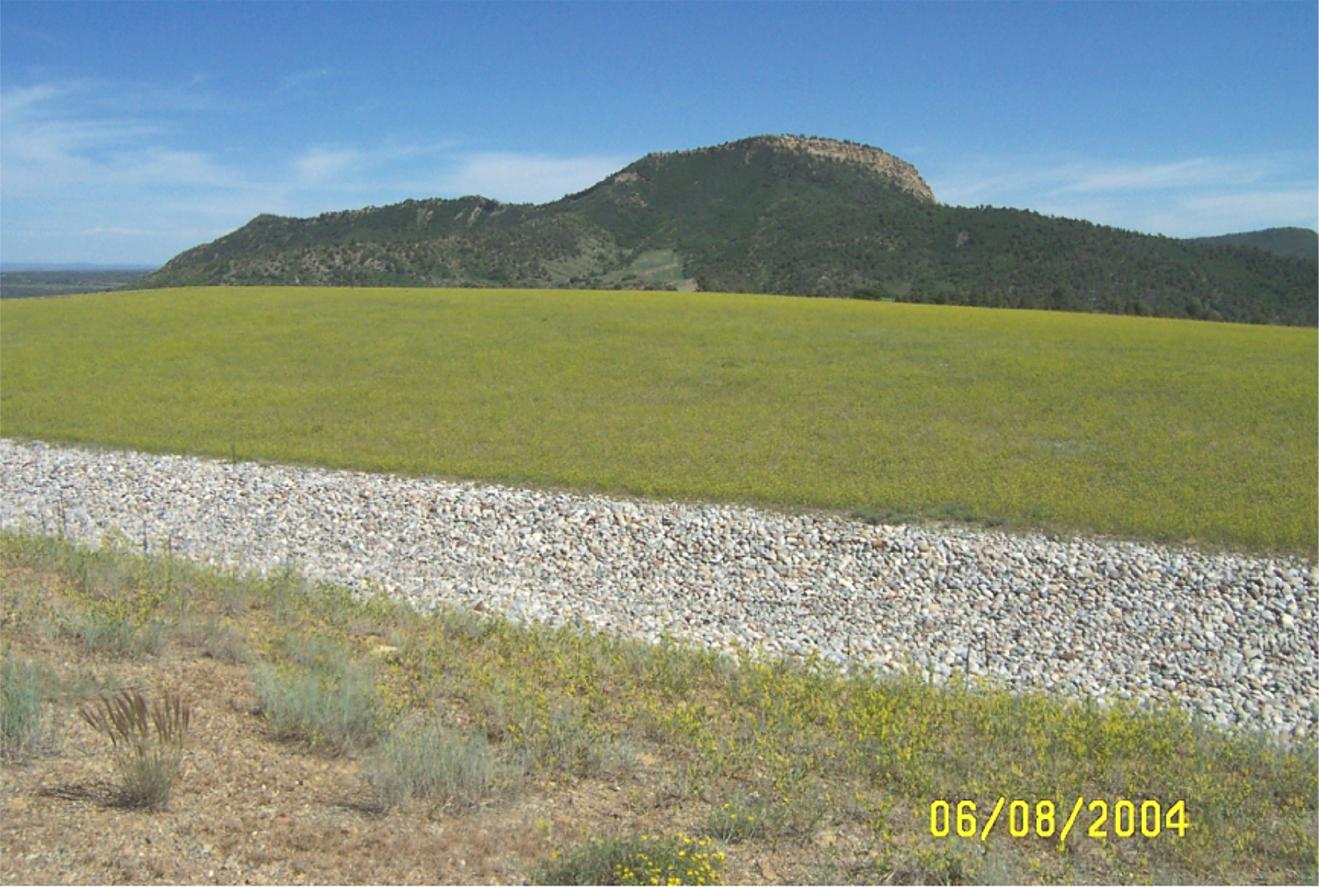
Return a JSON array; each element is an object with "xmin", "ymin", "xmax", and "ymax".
[{"xmin": 2, "ymin": 437, "xmax": 1315, "ymax": 740}]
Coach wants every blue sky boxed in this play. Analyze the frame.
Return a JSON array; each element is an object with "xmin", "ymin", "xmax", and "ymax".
[{"xmin": 2, "ymin": 0, "xmax": 1315, "ymax": 266}]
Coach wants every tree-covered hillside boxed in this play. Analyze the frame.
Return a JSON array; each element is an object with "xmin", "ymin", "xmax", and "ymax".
[{"xmin": 143, "ymin": 135, "xmax": 1318, "ymax": 326}]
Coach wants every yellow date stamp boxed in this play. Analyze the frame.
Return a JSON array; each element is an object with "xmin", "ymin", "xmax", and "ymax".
[{"xmin": 929, "ymin": 798, "xmax": 1188, "ymax": 849}]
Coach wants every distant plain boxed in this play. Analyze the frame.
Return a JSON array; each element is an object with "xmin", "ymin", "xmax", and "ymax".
[{"xmin": 1, "ymin": 285, "xmax": 1314, "ymax": 553}]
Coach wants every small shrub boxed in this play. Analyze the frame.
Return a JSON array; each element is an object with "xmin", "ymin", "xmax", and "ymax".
[
  {"xmin": 936, "ymin": 501, "xmax": 981, "ymax": 524},
  {"xmin": 1, "ymin": 655, "xmax": 47, "ymax": 761},
  {"xmin": 79, "ymin": 688, "xmax": 191, "ymax": 808},
  {"xmin": 253, "ymin": 660, "xmax": 382, "ymax": 754},
  {"xmin": 535, "ymin": 832, "xmax": 725, "ymax": 886},
  {"xmin": 528, "ymin": 702, "xmax": 609, "ymax": 774},
  {"xmin": 364, "ymin": 719, "xmax": 497, "ymax": 809}
]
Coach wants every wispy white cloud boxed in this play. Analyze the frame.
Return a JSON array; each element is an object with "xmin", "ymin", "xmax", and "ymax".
[
  {"xmin": 291, "ymin": 146, "xmax": 362, "ymax": 186},
  {"xmin": 0, "ymin": 82, "xmax": 72, "ymax": 116},
  {"xmin": 1, "ymin": 80, "xmax": 274, "ymax": 259},
  {"xmin": 442, "ymin": 152, "xmax": 631, "ymax": 204},
  {"xmin": 1053, "ymin": 157, "xmax": 1270, "ymax": 194},
  {"xmin": 1123, "ymin": 188, "xmax": 1319, "ymax": 239},
  {"xmin": 1180, "ymin": 188, "xmax": 1318, "ymax": 217},
  {"xmin": 0, "ymin": 78, "xmax": 632, "ymax": 263},
  {"xmin": 936, "ymin": 154, "xmax": 1291, "ymax": 204},
  {"xmin": 931, "ymin": 151, "xmax": 1317, "ymax": 237},
  {"xmin": 278, "ymin": 67, "xmax": 334, "ymax": 93},
  {"xmin": 0, "ymin": 82, "xmax": 244, "ymax": 202},
  {"xmin": 78, "ymin": 225, "xmax": 168, "ymax": 238}
]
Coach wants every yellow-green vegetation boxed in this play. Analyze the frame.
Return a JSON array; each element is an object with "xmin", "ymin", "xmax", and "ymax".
[
  {"xmin": 2, "ymin": 531, "xmax": 1314, "ymax": 884},
  {"xmin": 535, "ymin": 833, "xmax": 727, "ymax": 886},
  {"xmin": 1, "ymin": 286, "xmax": 1314, "ymax": 552}
]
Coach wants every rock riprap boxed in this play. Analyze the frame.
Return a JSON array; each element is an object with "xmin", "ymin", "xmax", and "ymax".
[{"xmin": 2, "ymin": 438, "xmax": 1314, "ymax": 739}]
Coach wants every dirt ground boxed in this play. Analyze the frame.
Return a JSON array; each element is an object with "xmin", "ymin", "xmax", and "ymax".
[{"xmin": 0, "ymin": 629, "xmax": 832, "ymax": 885}]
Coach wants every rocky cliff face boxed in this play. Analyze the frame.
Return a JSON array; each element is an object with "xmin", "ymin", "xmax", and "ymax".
[
  {"xmin": 638, "ymin": 134, "xmax": 937, "ymax": 204},
  {"xmin": 755, "ymin": 135, "xmax": 937, "ymax": 203}
]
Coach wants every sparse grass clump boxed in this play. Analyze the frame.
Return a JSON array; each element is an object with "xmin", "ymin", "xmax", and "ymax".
[
  {"xmin": 535, "ymin": 833, "xmax": 725, "ymax": 886},
  {"xmin": 1, "ymin": 655, "xmax": 47, "ymax": 761},
  {"xmin": 478, "ymin": 686, "xmax": 625, "ymax": 777},
  {"xmin": 177, "ymin": 615, "xmax": 247, "ymax": 663},
  {"xmin": 252, "ymin": 642, "xmax": 382, "ymax": 755},
  {"xmin": 363, "ymin": 718, "xmax": 498, "ymax": 809},
  {"xmin": 79, "ymin": 687, "xmax": 190, "ymax": 808},
  {"xmin": 864, "ymin": 833, "xmax": 986, "ymax": 886}
]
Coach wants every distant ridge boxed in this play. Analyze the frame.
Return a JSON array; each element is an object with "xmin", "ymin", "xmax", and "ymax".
[
  {"xmin": 144, "ymin": 134, "xmax": 1317, "ymax": 326},
  {"xmin": 0, "ymin": 262, "xmax": 158, "ymax": 272},
  {"xmin": 1185, "ymin": 227, "xmax": 1318, "ymax": 261}
]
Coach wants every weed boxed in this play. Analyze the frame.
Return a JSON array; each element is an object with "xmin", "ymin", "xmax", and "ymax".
[
  {"xmin": 56, "ymin": 548, "xmax": 171, "ymax": 658},
  {"xmin": 534, "ymin": 832, "xmax": 725, "ymax": 886},
  {"xmin": 477, "ymin": 683, "xmax": 619, "ymax": 778},
  {"xmin": 58, "ymin": 668, "xmax": 126, "ymax": 703},
  {"xmin": 702, "ymin": 797, "xmax": 777, "ymax": 843},
  {"xmin": 521, "ymin": 701, "xmax": 615, "ymax": 775},
  {"xmin": 215, "ymin": 575, "xmax": 253, "ymax": 616},
  {"xmin": 79, "ymin": 687, "xmax": 191, "ymax": 808},
  {"xmin": 1, "ymin": 654, "xmax": 48, "ymax": 761},
  {"xmin": 936, "ymin": 502, "xmax": 982, "ymax": 524}
]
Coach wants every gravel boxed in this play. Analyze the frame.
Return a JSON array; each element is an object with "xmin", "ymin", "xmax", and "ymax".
[{"xmin": 2, "ymin": 437, "xmax": 1314, "ymax": 740}]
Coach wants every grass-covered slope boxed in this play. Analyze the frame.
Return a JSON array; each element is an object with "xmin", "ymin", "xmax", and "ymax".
[
  {"xmin": 141, "ymin": 135, "xmax": 1319, "ymax": 326},
  {"xmin": 1, "ymin": 286, "xmax": 1314, "ymax": 552}
]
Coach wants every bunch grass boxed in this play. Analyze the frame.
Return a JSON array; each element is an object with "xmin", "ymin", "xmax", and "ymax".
[
  {"xmin": 252, "ymin": 657, "xmax": 382, "ymax": 755},
  {"xmin": 1, "ymin": 654, "xmax": 48, "ymax": 761},
  {"xmin": 363, "ymin": 719, "xmax": 498, "ymax": 809},
  {"xmin": 78, "ymin": 687, "xmax": 190, "ymax": 808}
]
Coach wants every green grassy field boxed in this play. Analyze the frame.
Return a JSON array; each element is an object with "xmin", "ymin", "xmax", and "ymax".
[{"xmin": 1, "ymin": 286, "xmax": 1314, "ymax": 553}]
